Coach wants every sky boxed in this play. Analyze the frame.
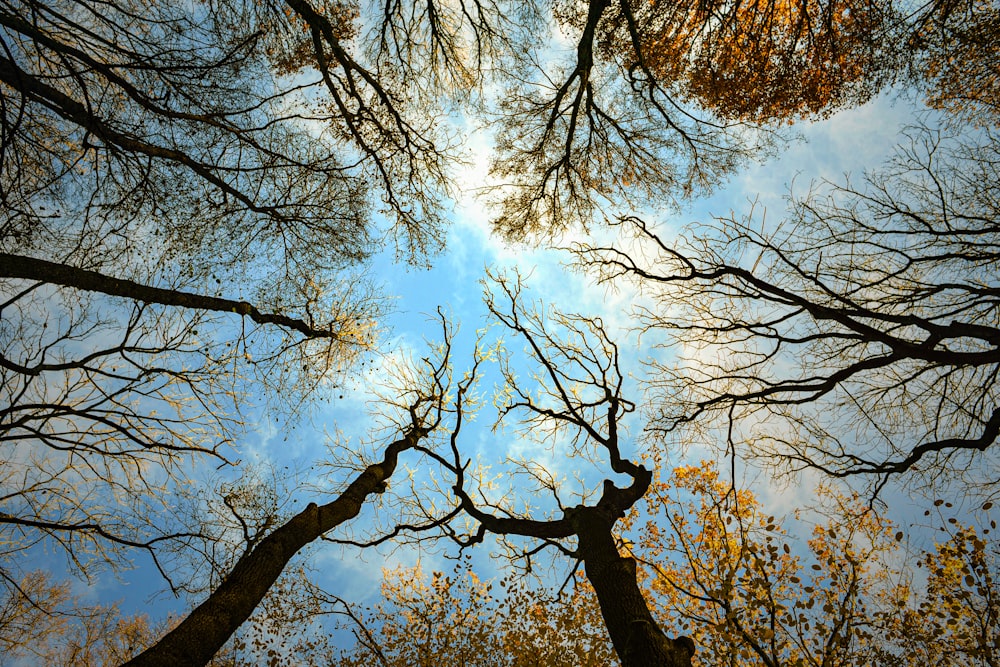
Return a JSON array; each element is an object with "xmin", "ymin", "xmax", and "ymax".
[
  {"xmin": 234, "ymin": 93, "xmax": 925, "ymax": 597},
  {"xmin": 8, "ymin": 1, "xmax": 999, "ymax": 663},
  {"xmin": 40, "ymin": 86, "xmax": 942, "ymax": 654}
]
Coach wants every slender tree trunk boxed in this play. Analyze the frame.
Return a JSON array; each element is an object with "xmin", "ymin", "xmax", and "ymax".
[
  {"xmin": 1, "ymin": 253, "xmax": 341, "ymax": 339},
  {"xmin": 571, "ymin": 507, "xmax": 694, "ymax": 667},
  {"xmin": 122, "ymin": 430, "xmax": 424, "ymax": 667}
]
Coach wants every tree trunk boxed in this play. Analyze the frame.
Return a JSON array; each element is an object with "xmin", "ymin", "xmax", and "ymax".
[
  {"xmin": 571, "ymin": 506, "xmax": 695, "ymax": 667},
  {"xmin": 122, "ymin": 431, "xmax": 424, "ymax": 667},
  {"xmin": 1, "ymin": 253, "xmax": 342, "ymax": 340}
]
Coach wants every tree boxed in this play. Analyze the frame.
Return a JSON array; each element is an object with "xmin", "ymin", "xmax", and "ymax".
[
  {"xmin": 627, "ymin": 464, "xmax": 897, "ymax": 666},
  {"xmin": 486, "ymin": 0, "xmax": 766, "ymax": 238},
  {"xmin": 604, "ymin": 0, "xmax": 1000, "ymax": 127},
  {"xmin": 487, "ymin": 0, "xmax": 1000, "ymax": 237},
  {"xmin": 0, "ymin": 569, "xmax": 164, "ymax": 666},
  {"xmin": 0, "ymin": 0, "xmax": 452, "ymax": 255},
  {"xmin": 6, "ymin": 0, "xmax": 990, "ymax": 664},
  {"xmin": 878, "ymin": 514, "xmax": 1000, "ymax": 665},
  {"xmin": 631, "ymin": 466, "xmax": 1000, "ymax": 665},
  {"xmin": 908, "ymin": 0, "xmax": 1000, "ymax": 126},
  {"xmin": 358, "ymin": 272, "xmax": 696, "ymax": 666},
  {"xmin": 0, "ymin": 0, "xmax": 459, "ymax": 649},
  {"xmin": 1, "ymin": 566, "xmax": 357, "ymax": 666},
  {"xmin": 0, "ymin": 570, "xmax": 81, "ymax": 662},
  {"xmin": 338, "ymin": 462, "xmax": 1000, "ymax": 667},
  {"xmin": 114, "ymin": 314, "xmax": 464, "ymax": 666},
  {"xmin": 577, "ymin": 123, "xmax": 1000, "ymax": 496},
  {"xmin": 23, "ymin": 270, "xmax": 691, "ymax": 666},
  {"xmin": 0, "ymin": 254, "xmax": 383, "ymax": 588},
  {"xmin": 331, "ymin": 562, "xmax": 614, "ymax": 666},
  {"xmin": 0, "ymin": 0, "xmax": 449, "ymax": 585},
  {"xmin": 609, "ymin": 0, "xmax": 896, "ymax": 122},
  {"xmin": 0, "ymin": 315, "xmax": 452, "ymax": 666}
]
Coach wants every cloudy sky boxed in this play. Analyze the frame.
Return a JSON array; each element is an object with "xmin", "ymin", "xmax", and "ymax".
[
  {"xmin": 63, "ymin": 88, "xmax": 932, "ymax": 645},
  {"xmin": 264, "ymin": 94, "xmax": 922, "ymax": 594}
]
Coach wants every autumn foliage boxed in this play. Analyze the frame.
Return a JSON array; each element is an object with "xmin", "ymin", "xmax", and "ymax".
[
  {"xmin": 915, "ymin": 0, "xmax": 1000, "ymax": 125},
  {"xmin": 593, "ymin": 0, "xmax": 893, "ymax": 121},
  {"xmin": 626, "ymin": 465, "xmax": 891, "ymax": 664},
  {"xmin": 332, "ymin": 564, "xmax": 613, "ymax": 667},
  {"xmin": 328, "ymin": 463, "xmax": 1000, "ymax": 666},
  {"xmin": 4, "ymin": 0, "xmax": 1000, "ymax": 664},
  {"xmin": 626, "ymin": 465, "xmax": 1000, "ymax": 665},
  {"xmin": 0, "ymin": 571, "xmax": 162, "ymax": 666}
]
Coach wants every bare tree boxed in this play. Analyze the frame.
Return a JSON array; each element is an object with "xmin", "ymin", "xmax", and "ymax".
[
  {"xmin": 122, "ymin": 329, "xmax": 459, "ymax": 667},
  {"xmin": 485, "ymin": 0, "xmax": 916, "ymax": 238},
  {"xmin": 488, "ymin": 0, "xmax": 759, "ymax": 239},
  {"xmin": 1, "ymin": 0, "xmax": 457, "ymax": 262},
  {"xmin": 0, "ymin": 0, "xmax": 455, "ymax": 621},
  {"xmin": 0, "ymin": 258, "xmax": 380, "ymax": 588},
  {"xmin": 370, "ymin": 273, "xmax": 696, "ymax": 666},
  {"xmin": 577, "ymin": 124, "xmax": 1000, "ymax": 496}
]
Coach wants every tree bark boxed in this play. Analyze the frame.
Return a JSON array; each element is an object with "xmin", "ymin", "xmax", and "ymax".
[
  {"xmin": 569, "ymin": 506, "xmax": 695, "ymax": 667},
  {"xmin": 121, "ymin": 429, "xmax": 425, "ymax": 667},
  {"xmin": 1, "ymin": 253, "xmax": 342, "ymax": 340}
]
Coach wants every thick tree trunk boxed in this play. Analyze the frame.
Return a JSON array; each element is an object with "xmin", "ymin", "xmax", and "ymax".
[
  {"xmin": 121, "ymin": 430, "xmax": 424, "ymax": 667},
  {"xmin": 571, "ymin": 506, "xmax": 694, "ymax": 667}
]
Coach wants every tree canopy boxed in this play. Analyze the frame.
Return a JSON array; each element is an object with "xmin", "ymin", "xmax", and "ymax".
[
  {"xmin": 329, "ymin": 462, "xmax": 1000, "ymax": 666},
  {"xmin": 3, "ymin": 0, "xmax": 1000, "ymax": 665},
  {"xmin": 579, "ymin": 123, "xmax": 1000, "ymax": 496}
]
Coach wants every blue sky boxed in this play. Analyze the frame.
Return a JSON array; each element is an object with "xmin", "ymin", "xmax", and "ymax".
[
  {"xmin": 56, "ymin": 89, "xmax": 937, "ymax": 650},
  {"xmin": 251, "ymin": 93, "xmax": 925, "ymax": 595}
]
